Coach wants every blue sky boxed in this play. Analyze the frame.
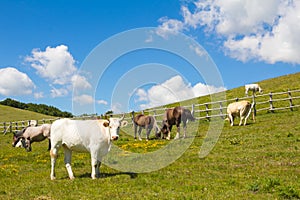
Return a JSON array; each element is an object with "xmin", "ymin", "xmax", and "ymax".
[{"xmin": 0, "ymin": 0, "xmax": 299, "ymax": 115}]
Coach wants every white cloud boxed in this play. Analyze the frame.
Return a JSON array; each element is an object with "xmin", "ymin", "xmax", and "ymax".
[
  {"xmin": 26, "ymin": 44, "xmax": 92, "ymax": 97},
  {"xmin": 135, "ymin": 88, "xmax": 148, "ymax": 102},
  {"xmin": 111, "ymin": 102, "xmax": 123, "ymax": 114},
  {"xmin": 134, "ymin": 75, "xmax": 226, "ymax": 110},
  {"xmin": 71, "ymin": 75, "xmax": 92, "ymax": 90},
  {"xmin": 156, "ymin": 17, "xmax": 184, "ymax": 39},
  {"xmin": 73, "ymin": 94, "xmax": 94, "ymax": 105},
  {"xmin": 157, "ymin": 0, "xmax": 300, "ymax": 64},
  {"xmin": 34, "ymin": 92, "xmax": 44, "ymax": 99},
  {"xmin": 26, "ymin": 45, "xmax": 77, "ymax": 85},
  {"xmin": 73, "ymin": 94, "xmax": 108, "ymax": 106},
  {"xmin": 97, "ymin": 100, "xmax": 108, "ymax": 105},
  {"xmin": 51, "ymin": 87, "xmax": 68, "ymax": 98},
  {"xmin": 0, "ymin": 67, "xmax": 35, "ymax": 96}
]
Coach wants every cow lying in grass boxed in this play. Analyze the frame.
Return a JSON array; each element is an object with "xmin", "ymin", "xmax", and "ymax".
[
  {"xmin": 226, "ymin": 100, "xmax": 254, "ymax": 126},
  {"xmin": 12, "ymin": 124, "xmax": 51, "ymax": 152},
  {"xmin": 133, "ymin": 114, "xmax": 160, "ymax": 141}
]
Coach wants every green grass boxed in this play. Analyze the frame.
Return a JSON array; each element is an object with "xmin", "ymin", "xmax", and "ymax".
[{"xmin": 1, "ymin": 72, "xmax": 300, "ymax": 199}]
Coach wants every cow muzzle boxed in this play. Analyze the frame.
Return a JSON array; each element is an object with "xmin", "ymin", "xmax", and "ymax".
[{"xmin": 111, "ymin": 136, "xmax": 119, "ymax": 141}]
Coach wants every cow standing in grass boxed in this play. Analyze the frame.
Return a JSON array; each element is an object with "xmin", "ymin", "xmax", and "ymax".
[
  {"xmin": 160, "ymin": 106, "xmax": 195, "ymax": 140},
  {"xmin": 49, "ymin": 116, "xmax": 127, "ymax": 180},
  {"xmin": 245, "ymin": 84, "xmax": 263, "ymax": 96},
  {"xmin": 133, "ymin": 114, "xmax": 160, "ymax": 141},
  {"xmin": 226, "ymin": 100, "xmax": 254, "ymax": 126},
  {"xmin": 12, "ymin": 124, "xmax": 51, "ymax": 152}
]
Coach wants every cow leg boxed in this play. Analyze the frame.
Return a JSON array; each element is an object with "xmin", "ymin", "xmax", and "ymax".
[
  {"xmin": 63, "ymin": 146, "xmax": 74, "ymax": 180},
  {"xmin": 25, "ymin": 139, "xmax": 31, "ymax": 152},
  {"xmin": 182, "ymin": 121, "xmax": 187, "ymax": 139},
  {"xmin": 146, "ymin": 127, "xmax": 152, "ymax": 141},
  {"xmin": 91, "ymin": 153, "xmax": 101, "ymax": 179},
  {"xmin": 50, "ymin": 146, "xmax": 59, "ymax": 180},
  {"xmin": 47, "ymin": 139, "xmax": 51, "ymax": 151},
  {"xmin": 174, "ymin": 122, "xmax": 181, "ymax": 140},
  {"xmin": 239, "ymin": 108, "xmax": 246, "ymax": 126},
  {"xmin": 239, "ymin": 117, "xmax": 243, "ymax": 126},
  {"xmin": 134, "ymin": 124, "xmax": 138, "ymax": 140},
  {"xmin": 166, "ymin": 126, "xmax": 171, "ymax": 140},
  {"xmin": 228, "ymin": 114, "xmax": 234, "ymax": 126},
  {"xmin": 138, "ymin": 127, "xmax": 143, "ymax": 141}
]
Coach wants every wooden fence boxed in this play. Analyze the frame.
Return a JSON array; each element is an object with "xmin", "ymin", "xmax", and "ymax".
[
  {"xmin": 124, "ymin": 89, "xmax": 300, "ymax": 126},
  {"xmin": 1, "ymin": 89, "xmax": 300, "ymax": 134},
  {"xmin": 0, "ymin": 119, "xmax": 57, "ymax": 135}
]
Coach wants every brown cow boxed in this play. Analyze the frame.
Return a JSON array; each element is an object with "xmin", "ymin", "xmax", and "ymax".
[
  {"xmin": 160, "ymin": 106, "xmax": 195, "ymax": 140},
  {"xmin": 12, "ymin": 124, "xmax": 51, "ymax": 152},
  {"xmin": 226, "ymin": 100, "xmax": 254, "ymax": 126},
  {"xmin": 133, "ymin": 114, "xmax": 160, "ymax": 141}
]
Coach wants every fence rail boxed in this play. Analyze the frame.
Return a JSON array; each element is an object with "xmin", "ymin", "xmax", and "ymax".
[{"xmin": 1, "ymin": 89, "xmax": 300, "ymax": 134}]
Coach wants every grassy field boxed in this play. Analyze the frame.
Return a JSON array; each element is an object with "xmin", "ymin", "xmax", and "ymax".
[{"xmin": 0, "ymin": 73, "xmax": 300, "ymax": 199}]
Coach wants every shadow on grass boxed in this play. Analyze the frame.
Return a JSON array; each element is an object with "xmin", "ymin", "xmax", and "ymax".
[{"xmin": 78, "ymin": 172, "xmax": 138, "ymax": 179}]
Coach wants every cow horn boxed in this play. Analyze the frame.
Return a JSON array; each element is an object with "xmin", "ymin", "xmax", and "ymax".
[{"xmin": 120, "ymin": 113, "xmax": 125, "ymax": 121}]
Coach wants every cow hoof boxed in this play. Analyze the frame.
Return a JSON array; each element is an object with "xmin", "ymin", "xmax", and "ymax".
[
  {"xmin": 69, "ymin": 176, "xmax": 75, "ymax": 180},
  {"xmin": 50, "ymin": 176, "xmax": 56, "ymax": 180},
  {"xmin": 166, "ymin": 137, "xmax": 170, "ymax": 140},
  {"xmin": 139, "ymin": 138, "xmax": 142, "ymax": 141}
]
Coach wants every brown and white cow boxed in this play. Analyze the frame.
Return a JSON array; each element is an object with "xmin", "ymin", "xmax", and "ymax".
[
  {"xmin": 12, "ymin": 124, "xmax": 51, "ymax": 152},
  {"xmin": 50, "ymin": 116, "xmax": 127, "ymax": 180},
  {"xmin": 160, "ymin": 106, "xmax": 195, "ymax": 140},
  {"xmin": 226, "ymin": 100, "xmax": 254, "ymax": 126},
  {"xmin": 133, "ymin": 114, "xmax": 160, "ymax": 141}
]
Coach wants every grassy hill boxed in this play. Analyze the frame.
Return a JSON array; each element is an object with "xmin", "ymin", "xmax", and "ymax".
[
  {"xmin": 0, "ymin": 104, "xmax": 55, "ymax": 122},
  {"xmin": 0, "ymin": 72, "xmax": 300, "ymax": 199}
]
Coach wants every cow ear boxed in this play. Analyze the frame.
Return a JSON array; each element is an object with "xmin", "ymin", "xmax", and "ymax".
[
  {"xmin": 121, "ymin": 121, "xmax": 128, "ymax": 127},
  {"xmin": 103, "ymin": 122, "xmax": 109, "ymax": 127}
]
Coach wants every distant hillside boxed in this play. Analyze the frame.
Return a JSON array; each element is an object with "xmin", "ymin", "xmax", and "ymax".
[
  {"xmin": 0, "ymin": 98, "xmax": 73, "ymax": 118},
  {"xmin": 0, "ymin": 104, "xmax": 56, "ymax": 122},
  {"xmin": 147, "ymin": 72, "xmax": 300, "ymax": 110}
]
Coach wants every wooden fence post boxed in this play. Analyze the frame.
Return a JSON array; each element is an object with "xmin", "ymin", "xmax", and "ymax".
[
  {"xmin": 269, "ymin": 92, "xmax": 274, "ymax": 112},
  {"xmin": 153, "ymin": 110, "xmax": 157, "ymax": 120},
  {"xmin": 252, "ymin": 94, "xmax": 257, "ymax": 116},
  {"xmin": 9, "ymin": 122, "xmax": 12, "ymax": 133},
  {"xmin": 3, "ymin": 122, "xmax": 6, "ymax": 134},
  {"xmin": 205, "ymin": 103, "xmax": 210, "ymax": 121},
  {"xmin": 191, "ymin": 104, "xmax": 195, "ymax": 117},
  {"xmin": 288, "ymin": 89, "xmax": 293, "ymax": 111},
  {"xmin": 219, "ymin": 102, "xmax": 224, "ymax": 119},
  {"xmin": 21, "ymin": 121, "xmax": 25, "ymax": 129}
]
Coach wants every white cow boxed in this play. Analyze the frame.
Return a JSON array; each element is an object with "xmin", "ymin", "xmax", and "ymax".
[
  {"xmin": 50, "ymin": 116, "xmax": 127, "ymax": 180},
  {"xmin": 226, "ymin": 100, "xmax": 254, "ymax": 126},
  {"xmin": 245, "ymin": 84, "xmax": 263, "ymax": 96}
]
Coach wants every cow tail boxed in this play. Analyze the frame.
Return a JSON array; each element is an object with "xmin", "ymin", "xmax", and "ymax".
[{"xmin": 186, "ymin": 109, "xmax": 195, "ymax": 122}]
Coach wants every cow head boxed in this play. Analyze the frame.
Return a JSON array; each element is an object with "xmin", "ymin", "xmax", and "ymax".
[
  {"xmin": 157, "ymin": 121, "xmax": 169, "ymax": 139},
  {"xmin": 104, "ymin": 114, "xmax": 128, "ymax": 141},
  {"xmin": 12, "ymin": 129, "xmax": 32, "ymax": 152}
]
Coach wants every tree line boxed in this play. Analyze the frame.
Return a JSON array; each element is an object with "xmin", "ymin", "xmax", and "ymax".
[{"xmin": 0, "ymin": 98, "xmax": 73, "ymax": 118}]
